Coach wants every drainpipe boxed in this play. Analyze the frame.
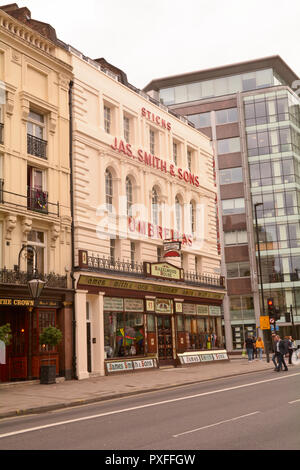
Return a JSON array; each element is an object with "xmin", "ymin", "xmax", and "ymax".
[{"xmin": 68, "ymin": 79, "xmax": 77, "ymax": 379}]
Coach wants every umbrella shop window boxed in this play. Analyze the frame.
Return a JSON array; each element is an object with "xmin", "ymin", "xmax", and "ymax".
[{"xmin": 104, "ymin": 312, "xmax": 145, "ymax": 358}]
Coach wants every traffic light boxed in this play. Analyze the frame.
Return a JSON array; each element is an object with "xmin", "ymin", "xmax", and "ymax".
[{"xmin": 267, "ymin": 298, "xmax": 274, "ymax": 316}]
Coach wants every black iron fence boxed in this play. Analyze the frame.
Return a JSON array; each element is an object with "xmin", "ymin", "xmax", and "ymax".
[
  {"xmin": 0, "ymin": 180, "xmax": 59, "ymax": 217},
  {"xmin": 80, "ymin": 253, "xmax": 225, "ymax": 289},
  {"xmin": 0, "ymin": 268, "xmax": 67, "ymax": 288},
  {"xmin": 27, "ymin": 134, "xmax": 47, "ymax": 159}
]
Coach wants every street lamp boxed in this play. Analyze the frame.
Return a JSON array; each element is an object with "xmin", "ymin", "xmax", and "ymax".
[
  {"xmin": 254, "ymin": 202, "xmax": 270, "ymax": 363},
  {"xmin": 27, "ymin": 274, "xmax": 45, "ymax": 380},
  {"xmin": 28, "ymin": 277, "xmax": 46, "ymax": 303}
]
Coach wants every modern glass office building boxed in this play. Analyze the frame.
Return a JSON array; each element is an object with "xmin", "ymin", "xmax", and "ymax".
[{"xmin": 144, "ymin": 57, "xmax": 300, "ymax": 350}]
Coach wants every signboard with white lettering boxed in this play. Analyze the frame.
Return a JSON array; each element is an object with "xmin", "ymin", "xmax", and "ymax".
[
  {"xmin": 105, "ymin": 357, "xmax": 158, "ymax": 374},
  {"xmin": 177, "ymin": 350, "xmax": 228, "ymax": 366},
  {"xmin": 103, "ymin": 297, "xmax": 124, "ymax": 311}
]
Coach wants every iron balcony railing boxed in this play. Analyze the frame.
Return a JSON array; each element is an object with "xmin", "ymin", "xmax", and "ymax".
[
  {"xmin": 0, "ymin": 268, "xmax": 67, "ymax": 289},
  {"xmin": 79, "ymin": 253, "xmax": 226, "ymax": 289},
  {"xmin": 0, "ymin": 123, "xmax": 3, "ymax": 144},
  {"xmin": 27, "ymin": 134, "xmax": 47, "ymax": 159},
  {"xmin": 0, "ymin": 180, "xmax": 59, "ymax": 217},
  {"xmin": 27, "ymin": 187, "xmax": 48, "ymax": 214}
]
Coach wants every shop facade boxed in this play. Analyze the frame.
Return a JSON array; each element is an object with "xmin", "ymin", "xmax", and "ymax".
[
  {"xmin": 0, "ymin": 279, "xmax": 73, "ymax": 382},
  {"xmin": 69, "ymin": 47, "xmax": 226, "ymax": 379},
  {"xmin": 74, "ymin": 255, "xmax": 225, "ymax": 378}
]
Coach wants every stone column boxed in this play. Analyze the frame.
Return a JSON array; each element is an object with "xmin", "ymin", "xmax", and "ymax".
[
  {"xmin": 75, "ymin": 289, "xmax": 89, "ymax": 380},
  {"xmin": 91, "ymin": 292, "xmax": 105, "ymax": 377}
]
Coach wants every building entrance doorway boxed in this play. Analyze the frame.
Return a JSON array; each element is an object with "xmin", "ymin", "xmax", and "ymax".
[
  {"xmin": 0, "ymin": 307, "xmax": 29, "ymax": 382},
  {"xmin": 157, "ymin": 315, "xmax": 174, "ymax": 365}
]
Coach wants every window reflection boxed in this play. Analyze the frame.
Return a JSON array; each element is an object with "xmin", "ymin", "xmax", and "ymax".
[{"xmin": 159, "ymin": 69, "xmax": 275, "ymax": 105}]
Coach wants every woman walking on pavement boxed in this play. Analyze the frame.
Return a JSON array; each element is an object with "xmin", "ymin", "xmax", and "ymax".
[{"xmin": 256, "ymin": 336, "xmax": 264, "ymax": 360}]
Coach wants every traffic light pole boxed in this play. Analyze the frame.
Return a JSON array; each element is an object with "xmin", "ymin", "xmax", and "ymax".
[{"xmin": 254, "ymin": 203, "xmax": 270, "ymax": 363}]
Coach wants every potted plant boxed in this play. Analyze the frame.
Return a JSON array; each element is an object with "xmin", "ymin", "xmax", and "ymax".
[
  {"xmin": 0, "ymin": 323, "xmax": 12, "ymax": 346},
  {"xmin": 39, "ymin": 326, "xmax": 63, "ymax": 384}
]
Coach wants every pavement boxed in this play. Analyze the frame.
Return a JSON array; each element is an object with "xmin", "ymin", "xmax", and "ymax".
[{"xmin": 0, "ymin": 355, "xmax": 285, "ymax": 420}]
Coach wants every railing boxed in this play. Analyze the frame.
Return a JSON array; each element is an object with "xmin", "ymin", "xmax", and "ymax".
[
  {"xmin": 0, "ymin": 180, "xmax": 59, "ymax": 217},
  {"xmin": 27, "ymin": 187, "xmax": 48, "ymax": 214},
  {"xmin": 27, "ymin": 134, "xmax": 47, "ymax": 159},
  {"xmin": 79, "ymin": 253, "xmax": 226, "ymax": 289},
  {"xmin": 0, "ymin": 123, "xmax": 3, "ymax": 144},
  {"xmin": 0, "ymin": 268, "xmax": 67, "ymax": 289}
]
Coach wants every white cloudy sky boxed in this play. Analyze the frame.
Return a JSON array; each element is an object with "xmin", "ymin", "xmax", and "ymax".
[{"xmin": 16, "ymin": 0, "xmax": 300, "ymax": 89}]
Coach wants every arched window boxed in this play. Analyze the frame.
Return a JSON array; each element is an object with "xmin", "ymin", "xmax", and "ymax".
[
  {"xmin": 105, "ymin": 169, "xmax": 113, "ymax": 212},
  {"xmin": 175, "ymin": 196, "xmax": 181, "ymax": 232},
  {"xmin": 152, "ymin": 188, "xmax": 159, "ymax": 225},
  {"xmin": 126, "ymin": 176, "xmax": 133, "ymax": 216},
  {"xmin": 190, "ymin": 200, "xmax": 196, "ymax": 233}
]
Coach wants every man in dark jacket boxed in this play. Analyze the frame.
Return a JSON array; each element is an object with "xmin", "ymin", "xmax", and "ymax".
[
  {"xmin": 244, "ymin": 335, "xmax": 254, "ymax": 362},
  {"xmin": 274, "ymin": 335, "xmax": 288, "ymax": 371}
]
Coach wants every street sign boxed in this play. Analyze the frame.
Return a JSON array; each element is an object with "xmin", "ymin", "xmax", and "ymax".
[
  {"xmin": 269, "ymin": 318, "xmax": 275, "ymax": 324},
  {"xmin": 260, "ymin": 316, "xmax": 270, "ymax": 330}
]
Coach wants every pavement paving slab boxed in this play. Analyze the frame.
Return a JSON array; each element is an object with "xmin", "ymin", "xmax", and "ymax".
[{"xmin": 0, "ymin": 357, "xmax": 282, "ymax": 420}]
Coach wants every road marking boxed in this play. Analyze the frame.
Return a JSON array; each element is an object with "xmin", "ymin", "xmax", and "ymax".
[
  {"xmin": 0, "ymin": 372, "xmax": 299, "ymax": 440},
  {"xmin": 288, "ymin": 399, "xmax": 300, "ymax": 404},
  {"xmin": 173, "ymin": 411, "xmax": 261, "ymax": 437}
]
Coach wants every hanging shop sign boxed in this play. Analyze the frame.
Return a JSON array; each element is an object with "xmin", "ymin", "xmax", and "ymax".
[
  {"xmin": 182, "ymin": 304, "xmax": 209, "ymax": 315},
  {"xmin": 111, "ymin": 137, "xmax": 200, "ymax": 188},
  {"xmin": 155, "ymin": 298, "xmax": 172, "ymax": 314},
  {"xmin": 163, "ymin": 240, "xmax": 181, "ymax": 258},
  {"xmin": 183, "ymin": 304, "xmax": 196, "ymax": 315},
  {"xmin": 197, "ymin": 305, "xmax": 209, "ymax": 315},
  {"xmin": 103, "ymin": 297, "xmax": 124, "ymax": 311},
  {"xmin": 209, "ymin": 306, "xmax": 222, "ymax": 316},
  {"xmin": 144, "ymin": 261, "xmax": 184, "ymax": 282},
  {"xmin": 124, "ymin": 299, "xmax": 144, "ymax": 312}
]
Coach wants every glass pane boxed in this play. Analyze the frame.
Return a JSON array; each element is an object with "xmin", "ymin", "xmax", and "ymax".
[
  {"xmin": 160, "ymin": 88, "xmax": 175, "ymax": 105},
  {"xmin": 201, "ymin": 79, "xmax": 214, "ymax": 98},
  {"xmin": 174, "ymin": 85, "xmax": 187, "ymax": 104},
  {"xmin": 147, "ymin": 314, "xmax": 155, "ymax": 332},
  {"xmin": 187, "ymin": 82, "xmax": 201, "ymax": 101}
]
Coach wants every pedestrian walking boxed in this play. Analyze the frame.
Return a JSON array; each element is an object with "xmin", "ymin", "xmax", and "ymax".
[
  {"xmin": 252, "ymin": 335, "xmax": 258, "ymax": 359},
  {"xmin": 271, "ymin": 333, "xmax": 278, "ymax": 370},
  {"xmin": 274, "ymin": 335, "xmax": 288, "ymax": 372},
  {"xmin": 287, "ymin": 336, "xmax": 294, "ymax": 365},
  {"xmin": 244, "ymin": 335, "xmax": 254, "ymax": 362},
  {"xmin": 255, "ymin": 336, "xmax": 264, "ymax": 360}
]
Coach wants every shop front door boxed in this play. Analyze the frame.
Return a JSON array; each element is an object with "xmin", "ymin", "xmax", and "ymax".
[
  {"xmin": 157, "ymin": 315, "xmax": 174, "ymax": 365},
  {"xmin": 0, "ymin": 307, "xmax": 28, "ymax": 382}
]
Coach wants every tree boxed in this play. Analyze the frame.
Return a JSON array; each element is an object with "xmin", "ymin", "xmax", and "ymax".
[
  {"xmin": 0, "ymin": 324, "xmax": 12, "ymax": 346},
  {"xmin": 39, "ymin": 326, "xmax": 63, "ymax": 364}
]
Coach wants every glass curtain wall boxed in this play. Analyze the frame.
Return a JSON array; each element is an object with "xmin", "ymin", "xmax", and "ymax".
[
  {"xmin": 245, "ymin": 89, "xmax": 300, "ymax": 330},
  {"xmin": 159, "ymin": 69, "xmax": 281, "ymax": 105}
]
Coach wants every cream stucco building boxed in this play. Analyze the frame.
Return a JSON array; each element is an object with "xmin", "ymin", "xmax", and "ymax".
[
  {"xmin": 0, "ymin": 4, "xmax": 73, "ymax": 382},
  {"xmin": 70, "ymin": 50, "xmax": 226, "ymax": 379}
]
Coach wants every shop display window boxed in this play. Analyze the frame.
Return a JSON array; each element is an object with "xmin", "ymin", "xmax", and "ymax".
[{"xmin": 104, "ymin": 311, "xmax": 145, "ymax": 358}]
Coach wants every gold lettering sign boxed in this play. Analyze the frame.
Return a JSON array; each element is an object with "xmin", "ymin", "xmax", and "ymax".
[
  {"xmin": 0, "ymin": 298, "xmax": 34, "ymax": 307},
  {"xmin": 78, "ymin": 276, "xmax": 225, "ymax": 300},
  {"xmin": 151, "ymin": 262, "xmax": 180, "ymax": 280}
]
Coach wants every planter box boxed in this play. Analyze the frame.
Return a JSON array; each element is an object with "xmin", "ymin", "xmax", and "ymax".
[{"xmin": 40, "ymin": 364, "xmax": 57, "ymax": 384}]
